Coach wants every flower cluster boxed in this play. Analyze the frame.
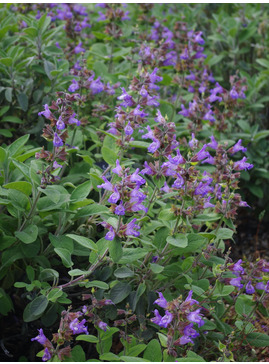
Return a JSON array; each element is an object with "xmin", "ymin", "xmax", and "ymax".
[{"xmin": 151, "ymin": 291, "xmax": 205, "ymax": 356}]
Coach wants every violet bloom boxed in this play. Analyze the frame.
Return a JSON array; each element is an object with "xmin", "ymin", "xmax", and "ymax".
[
  {"xmin": 233, "ymin": 157, "xmax": 253, "ymax": 171},
  {"xmin": 228, "ymin": 139, "xmax": 247, "ymax": 154},
  {"xmin": 90, "ymin": 77, "xmax": 104, "ymax": 94},
  {"xmin": 139, "ymin": 85, "xmax": 148, "ymax": 98},
  {"xmin": 151, "ymin": 309, "xmax": 163, "ymax": 326},
  {"xmin": 53, "ymin": 133, "xmax": 63, "ymax": 147},
  {"xmin": 124, "ymin": 122, "xmax": 133, "ymax": 136},
  {"xmin": 141, "ymin": 161, "xmax": 153, "ymax": 175},
  {"xmin": 142, "ymin": 125, "xmax": 154, "ymax": 140},
  {"xmin": 154, "ymin": 292, "xmax": 168, "ymax": 309},
  {"xmin": 69, "ymin": 318, "xmax": 89, "ymax": 335},
  {"xmin": 256, "ymin": 282, "xmax": 265, "ymax": 290},
  {"xmin": 97, "ymin": 176, "xmax": 113, "ymax": 192},
  {"xmin": 130, "ymin": 168, "xmax": 146, "ymax": 186},
  {"xmin": 160, "ymin": 181, "xmax": 170, "ymax": 193},
  {"xmin": 56, "ymin": 116, "xmax": 65, "ymax": 130},
  {"xmin": 230, "ymin": 277, "xmax": 243, "ymax": 289},
  {"xmin": 148, "ymin": 139, "xmax": 160, "ymax": 153},
  {"xmin": 53, "ymin": 161, "xmax": 62, "ymax": 170},
  {"xmin": 207, "ymin": 135, "xmax": 218, "ymax": 149},
  {"xmin": 188, "ymin": 133, "xmax": 198, "ymax": 149},
  {"xmin": 232, "ymin": 259, "xmax": 245, "ymax": 275},
  {"xmin": 155, "ymin": 109, "xmax": 165, "ymax": 124},
  {"xmin": 146, "ymin": 95, "xmax": 160, "ymax": 107},
  {"xmin": 172, "ymin": 174, "xmax": 185, "ymax": 189},
  {"xmin": 180, "ymin": 48, "xmax": 189, "ymax": 60},
  {"xmin": 230, "ymin": 86, "xmax": 239, "ymax": 99},
  {"xmin": 74, "ymin": 42, "xmax": 85, "ymax": 54},
  {"xmin": 38, "ymin": 104, "xmax": 52, "ymax": 119},
  {"xmin": 108, "ymin": 186, "xmax": 120, "ymax": 204},
  {"xmin": 117, "ymin": 87, "xmax": 134, "ymax": 107},
  {"xmin": 115, "ymin": 201, "xmax": 125, "ymax": 216},
  {"xmin": 192, "ymin": 145, "xmax": 210, "ymax": 162},
  {"xmin": 31, "ymin": 328, "xmax": 47, "ymax": 345},
  {"xmin": 105, "ymin": 227, "xmax": 115, "ymax": 241},
  {"xmin": 184, "ymin": 290, "xmax": 199, "ymax": 306},
  {"xmin": 126, "ymin": 218, "xmax": 140, "ymax": 237},
  {"xmin": 194, "ymin": 31, "xmax": 205, "ymax": 45},
  {"xmin": 112, "ymin": 160, "xmax": 122, "ymax": 176},
  {"xmin": 178, "ymin": 104, "xmax": 190, "ymax": 117},
  {"xmin": 97, "ymin": 11, "xmax": 106, "ymax": 21},
  {"xmin": 98, "ymin": 321, "xmax": 108, "ymax": 331},
  {"xmin": 186, "ymin": 71, "xmax": 196, "ymax": 81},
  {"xmin": 133, "ymin": 104, "xmax": 148, "ymax": 118},
  {"xmin": 149, "ymin": 68, "xmax": 163, "ymax": 83},
  {"xmin": 246, "ymin": 281, "xmax": 255, "ymax": 294},
  {"xmin": 68, "ymin": 79, "xmax": 80, "ymax": 93},
  {"xmin": 159, "ymin": 311, "xmax": 173, "ymax": 328},
  {"xmin": 152, "ymin": 256, "xmax": 158, "ymax": 263},
  {"xmin": 42, "ymin": 348, "xmax": 52, "ymax": 362},
  {"xmin": 68, "ymin": 114, "xmax": 81, "ymax": 126},
  {"xmin": 187, "ymin": 308, "xmax": 205, "ymax": 328},
  {"xmin": 179, "ymin": 323, "xmax": 200, "ymax": 345},
  {"xmin": 203, "ymin": 109, "xmax": 215, "ymax": 122}
]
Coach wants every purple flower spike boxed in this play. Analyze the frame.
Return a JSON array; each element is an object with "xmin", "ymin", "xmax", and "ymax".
[
  {"xmin": 246, "ymin": 281, "xmax": 255, "ymax": 294},
  {"xmin": 69, "ymin": 318, "xmax": 89, "ymax": 335},
  {"xmin": 112, "ymin": 160, "xmax": 123, "ymax": 176},
  {"xmin": 42, "ymin": 348, "xmax": 52, "ymax": 362},
  {"xmin": 53, "ymin": 133, "xmax": 63, "ymax": 147},
  {"xmin": 31, "ymin": 328, "xmax": 47, "ymax": 345},
  {"xmin": 154, "ymin": 292, "xmax": 168, "ymax": 309},
  {"xmin": 105, "ymin": 227, "xmax": 115, "ymax": 241}
]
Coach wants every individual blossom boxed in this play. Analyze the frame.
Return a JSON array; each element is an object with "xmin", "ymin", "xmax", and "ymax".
[
  {"xmin": 178, "ymin": 323, "xmax": 200, "ymax": 345},
  {"xmin": 191, "ymin": 145, "xmax": 211, "ymax": 162},
  {"xmin": 233, "ymin": 157, "xmax": 253, "ymax": 171},
  {"xmin": 125, "ymin": 218, "xmax": 140, "ymax": 237},
  {"xmin": 115, "ymin": 201, "xmax": 125, "ymax": 216},
  {"xmin": 68, "ymin": 79, "xmax": 80, "ymax": 92},
  {"xmin": 130, "ymin": 169, "xmax": 146, "ymax": 186},
  {"xmin": 53, "ymin": 161, "xmax": 63, "ymax": 170},
  {"xmin": 154, "ymin": 292, "xmax": 168, "ymax": 309},
  {"xmin": 228, "ymin": 139, "xmax": 247, "ymax": 154},
  {"xmin": 53, "ymin": 133, "xmax": 63, "ymax": 147},
  {"xmin": 68, "ymin": 114, "xmax": 81, "ymax": 126},
  {"xmin": 230, "ymin": 277, "xmax": 243, "ymax": 289},
  {"xmin": 151, "ymin": 309, "xmax": 173, "ymax": 328},
  {"xmin": 230, "ymin": 86, "xmax": 239, "ymax": 99},
  {"xmin": 107, "ymin": 186, "xmax": 120, "ymax": 204},
  {"xmin": 74, "ymin": 42, "xmax": 85, "ymax": 54},
  {"xmin": 187, "ymin": 308, "xmax": 205, "ymax": 328},
  {"xmin": 56, "ymin": 116, "xmax": 65, "ymax": 130},
  {"xmin": 69, "ymin": 318, "xmax": 89, "ymax": 335},
  {"xmin": 105, "ymin": 227, "xmax": 115, "ymax": 241},
  {"xmin": 38, "ymin": 104, "xmax": 52, "ymax": 119},
  {"xmin": 42, "ymin": 347, "xmax": 52, "ymax": 362},
  {"xmin": 245, "ymin": 281, "xmax": 255, "ymax": 294},
  {"xmin": 31, "ymin": 328, "xmax": 48, "ymax": 345},
  {"xmin": 90, "ymin": 77, "xmax": 104, "ymax": 94},
  {"xmin": 98, "ymin": 321, "xmax": 108, "ymax": 331},
  {"xmin": 97, "ymin": 176, "xmax": 113, "ymax": 191}
]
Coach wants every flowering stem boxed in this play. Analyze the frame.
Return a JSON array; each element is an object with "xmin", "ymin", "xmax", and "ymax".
[{"xmin": 19, "ymin": 190, "xmax": 42, "ymax": 232}]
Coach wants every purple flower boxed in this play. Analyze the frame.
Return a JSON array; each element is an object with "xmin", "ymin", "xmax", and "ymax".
[
  {"xmin": 149, "ymin": 68, "xmax": 163, "ymax": 83},
  {"xmin": 186, "ymin": 71, "xmax": 196, "ymax": 81},
  {"xmin": 172, "ymin": 174, "xmax": 185, "ymax": 189},
  {"xmin": 105, "ymin": 227, "xmax": 115, "ymax": 241},
  {"xmin": 133, "ymin": 104, "xmax": 148, "ymax": 118},
  {"xmin": 117, "ymin": 87, "xmax": 134, "ymax": 107},
  {"xmin": 148, "ymin": 139, "xmax": 160, "ymax": 153},
  {"xmin": 180, "ymin": 48, "xmax": 189, "ymax": 60},
  {"xmin": 130, "ymin": 168, "xmax": 146, "ymax": 186},
  {"xmin": 151, "ymin": 309, "xmax": 173, "ymax": 328},
  {"xmin": 53, "ymin": 133, "xmax": 63, "ymax": 147},
  {"xmin": 151, "ymin": 309, "xmax": 163, "ymax": 326},
  {"xmin": 154, "ymin": 292, "xmax": 168, "ymax": 309},
  {"xmin": 108, "ymin": 186, "xmax": 120, "ymax": 204},
  {"xmin": 112, "ymin": 160, "xmax": 123, "ymax": 176},
  {"xmin": 115, "ymin": 201, "xmax": 125, "ymax": 215},
  {"xmin": 203, "ymin": 109, "xmax": 215, "ymax": 122},
  {"xmin": 38, "ymin": 104, "xmax": 52, "ymax": 119},
  {"xmin": 160, "ymin": 181, "xmax": 170, "ymax": 193},
  {"xmin": 192, "ymin": 145, "xmax": 210, "ymax": 162},
  {"xmin": 68, "ymin": 79, "xmax": 80, "ymax": 92},
  {"xmin": 141, "ymin": 161, "xmax": 153, "ymax": 175},
  {"xmin": 246, "ymin": 281, "xmax": 255, "ymax": 294},
  {"xmin": 194, "ymin": 31, "xmax": 205, "ymax": 45},
  {"xmin": 230, "ymin": 277, "xmax": 243, "ymax": 289},
  {"xmin": 98, "ymin": 321, "xmax": 108, "ymax": 331},
  {"xmin": 124, "ymin": 122, "xmax": 133, "ymax": 136},
  {"xmin": 142, "ymin": 125, "xmax": 154, "ymax": 140},
  {"xmin": 97, "ymin": 176, "xmax": 113, "ymax": 191},
  {"xmin": 146, "ymin": 95, "xmax": 159, "ymax": 107},
  {"xmin": 97, "ymin": 11, "xmax": 106, "ymax": 21},
  {"xmin": 184, "ymin": 290, "xmax": 199, "ymax": 306},
  {"xmin": 228, "ymin": 139, "xmax": 247, "ymax": 154},
  {"xmin": 256, "ymin": 282, "xmax": 265, "ymax": 290},
  {"xmin": 230, "ymin": 86, "xmax": 239, "ymax": 99},
  {"xmin": 90, "ymin": 77, "xmax": 104, "ymax": 94},
  {"xmin": 126, "ymin": 218, "xmax": 140, "ymax": 237},
  {"xmin": 179, "ymin": 323, "xmax": 200, "ymax": 345},
  {"xmin": 53, "ymin": 161, "xmax": 62, "ymax": 170},
  {"xmin": 231, "ymin": 259, "xmax": 245, "ymax": 275},
  {"xmin": 207, "ymin": 135, "xmax": 218, "ymax": 149},
  {"xmin": 188, "ymin": 133, "xmax": 198, "ymax": 149},
  {"xmin": 42, "ymin": 348, "xmax": 52, "ymax": 362},
  {"xmin": 74, "ymin": 42, "xmax": 85, "ymax": 54},
  {"xmin": 68, "ymin": 114, "xmax": 81, "ymax": 126},
  {"xmin": 233, "ymin": 157, "xmax": 253, "ymax": 171},
  {"xmin": 56, "ymin": 116, "xmax": 65, "ymax": 130},
  {"xmin": 31, "ymin": 328, "xmax": 47, "ymax": 345},
  {"xmin": 139, "ymin": 85, "xmax": 148, "ymax": 98},
  {"xmin": 152, "ymin": 256, "xmax": 158, "ymax": 263},
  {"xmin": 187, "ymin": 308, "xmax": 204, "ymax": 328},
  {"xmin": 69, "ymin": 318, "xmax": 89, "ymax": 335}
]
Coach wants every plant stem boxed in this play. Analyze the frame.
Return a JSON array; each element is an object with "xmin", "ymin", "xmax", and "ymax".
[{"xmin": 19, "ymin": 190, "xmax": 42, "ymax": 232}]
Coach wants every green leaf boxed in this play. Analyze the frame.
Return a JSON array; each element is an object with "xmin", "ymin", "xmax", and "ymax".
[
  {"xmin": 0, "ymin": 105, "xmax": 10, "ymax": 116},
  {"xmin": 120, "ymin": 357, "xmax": 149, "ymax": 362},
  {"xmin": 23, "ymin": 27, "xmax": 38, "ymax": 37},
  {"xmin": 100, "ymin": 353, "xmax": 119, "ymax": 361},
  {"xmin": 101, "ymin": 146, "xmax": 117, "ymax": 165},
  {"xmin": 26, "ymin": 265, "xmax": 35, "ymax": 282},
  {"xmin": 149, "ymin": 263, "xmax": 164, "ymax": 274},
  {"xmin": 206, "ymin": 54, "xmax": 225, "ymax": 67},
  {"xmin": 0, "ymin": 288, "xmax": 14, "ymax": 316},
  {"xmin": 5, "ymin": 88, "xmax": 12, "ymax": 102},
  {"xmin": 4, "ymin": 181, "xmax": 32, "ymax": 196},
  {"xmin": 216, "ymin": 228, "xmax": 234, "ymax": 240},
  {"xmin": 76, "ymin": 334, "xmax": 99, "ymax": 343},
  {"xmin": 74, "ymin": 204, "xmax": 110, "ymax": 218},
  {"xmin": 1, "ymin": 115, "xmax": 23, "ymax": 124},
  {"xmin": 15, "ymin": 225, "xmax": 38, "ymax": 244},
  {"xmin": 17, "ymin": 93, "xmax": 28, "ymax": 112},
  {"xmin": 166, "ymin": 234, "xmax": 188, "ymax": 248},
  {"xmin": 114, "ymin": 267, "xmax": 134, "ymax": 278},
  {"xmin": 129, "ymin": 141, "xmax": 151, "ymax": 149},
  {"xmin": 66, "ymin": 234, "xmax": 97, "ymax": 252},
  {"xmin": 47, "ymin": 288, "xmax": 63, "ymax": 303},
  {"xmin": 157, "ymin": 333, "xmax": 167, "ymax": 347},
  {"xmin": 131, "ymin": 283, "xmax": 146, "ymax": 311},
  {"xmin": 256, "ymin": 58, "xmax": 269, "ymax": 68},
  {"xmin": 0, "ymin": 57, "xmax": 12, "ymax": 66},
  {"xmin": 43, "ymin": 59, "xmax": 54, "ymax": 80},
  {"xmin": 235, "ymin": 294, "xmax": 256, "ymax": 317},
  {"xmin": 0, "ymin": 129, "xmax": 12, "ymax": 137},
  {"xmin": 23, "ymin": 295, "xmax": 48, "ymax": 322},
  {"xmin": 143, "ymin": 339, "xmax": 162, "ymax": 362},
  {"xmin": 118, "ymin": 248, "xmax": 148, "ymax": 264},
  {"xmin": 127, "ymin": 344, "xmax": 147, "ymax": 357},
  {"xmin": 110, "ymin": 282, "xmax": 132, "ymax": 304},
  {"xmin": 7, "ymin": 134, "xmax": 29, "ymax": 157},
  {"xmin": 109, "ymin": 237, "xmax": 123, "ymax": 263},
  {"xmin": 244, "ymin": 332, "xmax": 269, "ymax": 347},
  {"xmin": 85, "ymin": 280, "xmax": 109, "ymax": 290},
  {"xmin": 70, "ymin": 180, "xmax": 92, "ymax": 202},
  {"xmin": 54, "ymin": 248, "xmax": 73, "ymax": 268}
]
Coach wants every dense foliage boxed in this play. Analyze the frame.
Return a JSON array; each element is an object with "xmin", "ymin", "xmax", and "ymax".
[{"xmin": 0, "ymin": 3, "xmax": 269, "ymax": 362}]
